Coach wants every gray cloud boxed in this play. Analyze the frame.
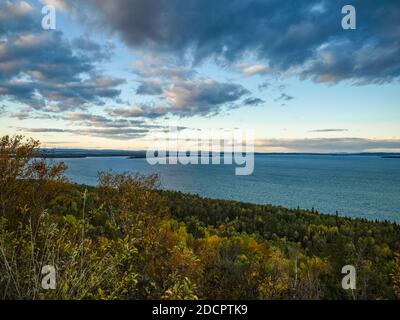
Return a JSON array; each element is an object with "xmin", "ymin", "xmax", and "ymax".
[
  {"xmin": 0, "ymin": 31, "xmax": 92, "ymax": 82},
  {"xmin": 64, "ymin": 112, "xmax": 110, "ymax": 122},
  {"xmin": 72, "ymin": 36, "xmax": 113, "ymax": 61},
  {"xmin": 21, "ymin": 127, "xmax": 149, "ymax": 140},
  {"xmin": 135, "ymin": 80, "xmax": 163, "ymax": 95},
  {"xmin": 257, "ymin": 138, "xmax": 400, "ymax": 152},
  {"xmin": 12, "ymin": 107, "xmax": 169, "ymax": 140},
  {"xmin": 133, "ymin": 61, "xmax": 195, "ymax": 79},
  {"xmin": 164, "ymin": 79, "xmax": 250, "ymax": 116},
  {"xmin": 0, "ymin": 75, "xmax": 124, "ymax": 111},
  {"xmin": 106, "ymin": 105, "xmax": 169, "ymax": 119},
  {"xmin": 243, "ymin": 97, "xmax": 265, "ymax": 106},
  {"xmin": 258, "ymin": 81, "xmax": 271, "ymax": 91},
  {"xmin": 3, "ymin": 0, "xmax": 399, "ymax": 141},
  {"xmin": 130, "ymin": 57, "xmax": 252, "ymax": 117},
  {"xmin": 24, "ymin": 128, "xmax": 66, "ymax": 133},
  {"xmin": 108, "ymin": 78, "xmax": 250, "ymax": 119},
  {"xmin": 9, "ymin": 109, "xmax": 59, "ymax": 120},
  {"xmin": 275, "ymin": 93, "xmax": 294, "ymax": 102},
  {"xmin": 63, "ymin": 111, "xmax": 164, "ymax": 129},
  {"xmin": 0, "ymin": 1, "xmax": 35, "ymax": 35},
  {"xmin": 309, "ymin": 129, "xmax": 349, "ymax": 133},
  {"xmin": 0, "ymin": 2, "xmax": 124, "ymax": 111},
  {"xmin": 59, "ymin": 0, "xmax": 400, "ymax": 84},
  {"xmin": 10, "ymin": 111, "xmax": 34, "ymax": 120}
]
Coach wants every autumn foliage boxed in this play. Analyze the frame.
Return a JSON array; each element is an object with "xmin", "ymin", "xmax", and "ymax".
[{"xmin": 0, "ymin": 135, "xmax": 399, "ymax": 299}]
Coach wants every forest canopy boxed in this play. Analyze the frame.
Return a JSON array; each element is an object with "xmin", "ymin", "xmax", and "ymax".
[{"xmin": 0, "ymin": 135, "xmax": 399, "ymax": 300}]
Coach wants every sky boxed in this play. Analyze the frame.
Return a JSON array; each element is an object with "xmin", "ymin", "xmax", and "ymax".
[{"xmin": 0, "ymin": 0, "xmax": 399, "ymax": 152}]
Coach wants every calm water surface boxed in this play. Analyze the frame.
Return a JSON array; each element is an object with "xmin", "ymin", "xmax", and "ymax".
[{"xmin": 57, "ymin": 155, "xmax": 400, "ymax": 222}]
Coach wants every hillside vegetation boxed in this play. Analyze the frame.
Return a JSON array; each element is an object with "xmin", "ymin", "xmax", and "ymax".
[{"xmin": 1, "ymin": 135, "xmax": 399, "ymax": 299}]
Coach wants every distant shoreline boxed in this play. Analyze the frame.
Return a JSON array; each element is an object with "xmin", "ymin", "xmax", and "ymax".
[
  {"xmin": 35, "ymin": 153, "xmax": 148, "ymax": 159},
  {"xmin": 35, "ymin": 150, "xmax": 400, "ymax": 159},
  {"xmin": 34, "ymin": 151, "xmax": 147, "ymax": 159}
]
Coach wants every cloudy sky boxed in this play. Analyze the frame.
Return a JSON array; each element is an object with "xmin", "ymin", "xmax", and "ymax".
[{"xmin": 0, "ymin": 0, "xmax": 399, "ymax": 152}]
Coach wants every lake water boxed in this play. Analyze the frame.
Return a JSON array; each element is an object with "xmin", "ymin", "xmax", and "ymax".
[{"xmin": 57, "ymin": 155, "xmax": 400, "ymax": 222}]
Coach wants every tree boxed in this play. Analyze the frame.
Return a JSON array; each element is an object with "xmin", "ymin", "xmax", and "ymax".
[{"xmin": 393, "ymin": 253, "xmax": 400, "ymax": 298}]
